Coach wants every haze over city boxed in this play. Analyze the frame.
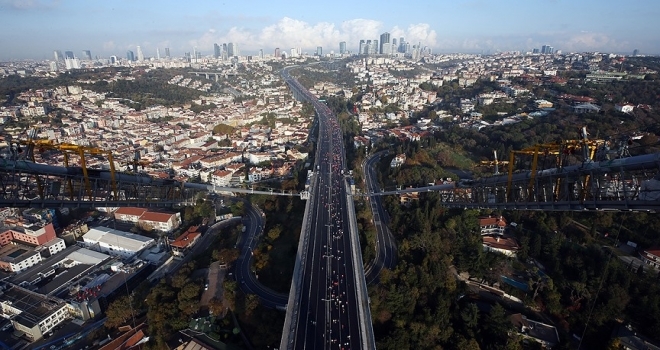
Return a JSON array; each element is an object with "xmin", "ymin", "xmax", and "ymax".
[{"xmin": 1, "ymin": 0, "xmax": 658, "ymax": 60}]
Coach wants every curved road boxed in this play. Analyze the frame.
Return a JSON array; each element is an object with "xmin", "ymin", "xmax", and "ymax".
[
  {"xmin": 235, "ymin": 199, "xmax": 289, "ymax": 309},
  {"xmin": 363, "ymin": 151, "xmax": 398, "ymax": 284}
]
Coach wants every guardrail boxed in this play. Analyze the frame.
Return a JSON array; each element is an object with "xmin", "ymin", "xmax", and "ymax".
[{"xmin": 345, "ymin": 178, "xmax": 377, "ymax": 350}]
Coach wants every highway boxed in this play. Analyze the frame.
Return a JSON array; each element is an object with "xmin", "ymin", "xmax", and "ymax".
[
  {"xmin": 281, "ymin": 68, "xmax": 372, "ymax": 349},
  {"xmin": 362, "ymin": 151, "xmax": 398, "ymax": 284},
  {"xmin": 235, "ymin": 199, "xmax": 289, "ymax": 308}
]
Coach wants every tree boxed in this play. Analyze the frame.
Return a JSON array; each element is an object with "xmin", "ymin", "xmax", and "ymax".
[
  {"xmin": 484, "ymin": 303, "xmax": 511, "ymax": 344},
  {"xmin": 267, "ymin": 225, "xmax": 282, "ymax": 241},
  {"xmin": 104, "ymin": 295, "xmax": 136, "ymax": 329},
  {"xmin": 245, "ymin": 293, "xmax": 260, "ymax": 316},
  {"xmin": 460, "ymin": 302, "xmax": 480, "ymax": 331}
]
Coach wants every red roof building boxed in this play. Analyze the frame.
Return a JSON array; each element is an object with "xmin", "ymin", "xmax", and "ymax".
[
  {"xmin": 640, "ymin": 248, "xmax": 660, "ymax": 269},
  {"xmin": 479, "ymin": 216, "xmax": 507, "ymax": 236},
  {"xmin": 170, "ymin": 226, "xmax": 201, "ymax": 257}
]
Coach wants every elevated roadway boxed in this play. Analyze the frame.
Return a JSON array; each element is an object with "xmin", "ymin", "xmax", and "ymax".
[{"xmin": 280, "ymin": 67, "xmax": 375, "ymax": 349}]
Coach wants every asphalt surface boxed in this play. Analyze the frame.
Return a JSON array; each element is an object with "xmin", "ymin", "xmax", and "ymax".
[
  {"xmin": 283, "ymin": 70, "xmax": 364, "ymax": 349},
  {"xmin": 235, "ymin": 199, "xmax": 289, "ymax": 309},
  {"xmin": 363, "ymin": 151, "xmax": 398, "ymax": 284}
]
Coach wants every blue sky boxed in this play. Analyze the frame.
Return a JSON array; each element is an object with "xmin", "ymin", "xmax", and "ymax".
[{"xmin": 0, "ymin": 0, "xmax": 658, "ymax": 60}]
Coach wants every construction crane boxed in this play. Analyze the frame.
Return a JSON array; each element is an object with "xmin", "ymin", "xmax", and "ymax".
[
  {"xmin": 479, "ymin": 150, "xmax": 509, "ymax": 175},
  {"xmin": 11, "ymin": 138, "xmax": 118, "ymax": 201},
  {"xmin": 125, "ymin": 151, "xmax": 150, "ymax": 173}
]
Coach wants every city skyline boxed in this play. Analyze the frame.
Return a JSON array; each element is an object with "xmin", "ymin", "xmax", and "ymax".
[{"xmin": 0, "ymin": 0, "xmax": 658, "ymax": 60}]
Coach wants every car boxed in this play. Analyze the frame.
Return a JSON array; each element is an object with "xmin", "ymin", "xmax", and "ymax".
[{"xmin": 204, "ymin": 282, "xmax": 209, "ymax": 290}]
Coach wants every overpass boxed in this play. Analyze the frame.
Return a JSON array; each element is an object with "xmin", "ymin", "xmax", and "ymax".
[{"xmin": 189, "ymin": 71, "xmax": 241, "ymax": 81}]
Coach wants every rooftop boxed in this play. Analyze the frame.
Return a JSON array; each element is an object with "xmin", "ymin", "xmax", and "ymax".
[{"xmin": 1, "ymin": 285, "xmax": 66, "ymax": 328}]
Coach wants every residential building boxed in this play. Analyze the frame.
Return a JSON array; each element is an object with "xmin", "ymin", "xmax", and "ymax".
[
  {"xmin": 640, "ymin": 248, "xmax": 660, "ymax": 269},
  {"xmin": 0, "ymin": 223, "xmax": 57, "ymax": 246},
  {"xmin": 390, "ymin": 153, "xmax": 406, "ymax": 168},
  {"xmin": 572, "ymin": 103, "xmax": 601, "ymax": 114},
  {"xmin": 0, "ymin": 285, "xmax": 69, "ymax": 341},
  {"xmin": 612, "ymin": 324, "xmax": 660, "ymax": 350},
  {"xmin": 509, "ymin": 313, "xmax": 560, "ymax": 348},
  {"xmin": 138, "ymin": 211, "xmax": 181, "ymax": 233},
  {"xmin": 114, "ymin": 207, "xmax": 147, "ymax": 223},
  {"xmin": 170, "ymin": 226, "xmax": 201, "ymax": 257},
  {"xmin": 0, "ymin": 245, "xmax": 43, "ymax": 272},
  {"xmin": 482, "ymin": 235, "xmax": 519, "ymax": 257},
  {"xmin": 615, "ymin": 104, "xmax": 635, "ymax": 114},
  {"xmin": 479, "ymin": 216, "xmax": 507, "ymax": 235}
]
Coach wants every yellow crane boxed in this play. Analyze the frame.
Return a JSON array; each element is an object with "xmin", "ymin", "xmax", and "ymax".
[{"xmin": 16, "ymin": 139, "xmax": 118, "ymax": 201}]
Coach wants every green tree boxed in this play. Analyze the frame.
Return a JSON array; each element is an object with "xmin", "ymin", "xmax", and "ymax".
[{"xmin": 104, "ymin": 295, "xmax": 136, "ymax": 329}]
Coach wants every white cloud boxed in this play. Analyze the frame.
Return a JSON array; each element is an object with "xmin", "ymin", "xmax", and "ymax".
[{"xmin": 102, "ymin": 41, "xmax": 116, "ymax": 51}]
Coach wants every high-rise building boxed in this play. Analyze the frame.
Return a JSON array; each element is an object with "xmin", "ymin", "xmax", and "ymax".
[
  {"xmin": 165, "ymin": 47, "xmax": 170, "ymax": 58},
  {"xmin": 633, "ymin": 49, "xmax": 639, "ymax": 57},
  {"xmin": 82, "ymin": 50, "xmax": 92, "ymax": 60},
  {"xmin": 136, "ymin": 46, "xmax": 144, "ymax": 61},
  {"xmin": 126, "ymin": 50, "xmax": 135, "ymax": 61},
  {"xmin": 275, "ymin": 47, "xmax": 280, "ymax": 58},
  {"xmin": 399, "ymin": 37, "xmax": 405, "ymax": 52},
  {"xmin": 64, "ymin": 51, "xmax": 74, "ymax": 59},
  {"xmin": 53, "ymin": 50, "xmax": 64, "ymax": 61},
  {"xmin": 259, "ymin": 49, "xmax": 264, "ymax": 59},
  {"xmin": 339, "ymin": 42, "xmax": 346, "ymax": 54},
  {"xmin": 392, "ymin": 38, "xmax": 397, "ymax": 47},
  {"xmin": 371, "ymin": 40, "xmax": 378, "ymax": 55},
  {"xmin": 214, "ymin": 43, "xmax": 221, "ymax": 58},
  {"xmin": 316, "ymin": 46, "xmax": 322, "ymax": 56},
  {"xmin": 110, "ymin": 56, "xmax": 117, "ymax": 64},
  {"xmin": 290, "ymin": 48, "xmax": 297, "ymax": 58},
  {"xmin": 156, "ymin": 48, "xmax": 160, "ymax": 60},
  {"xmin": 64, "ymin": 58, "xmax": 80, "ymax": 70},
  {"xmin": 225, "ymin": 43, "xmax": 239, "ymax": 57},
  {"xmin": 379, "ymin": 32, "xmax": 390, "ymax": 54}
]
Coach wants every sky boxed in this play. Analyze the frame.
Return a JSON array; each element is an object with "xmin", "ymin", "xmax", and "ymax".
[{"xmin": 0, "ymin": 0, "xmax": 658, "ymax": 60}]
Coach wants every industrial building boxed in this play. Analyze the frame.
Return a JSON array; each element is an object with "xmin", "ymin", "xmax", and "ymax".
[{"xmin": 82, "ymin": 227, "xmax": 155, "ymax": 259}]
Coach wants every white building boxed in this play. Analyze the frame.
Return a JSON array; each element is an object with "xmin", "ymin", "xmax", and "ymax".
[
  {"xmin": 40, "ymin": 238, "xmax": 66, "ymax": 257},
  {"xmin": 0, "ymin": 285, "xmax": 69, "ymax": 341},
  {"xmin": 82, "ymin": 227, "xmax": 154, "ymax": 259},
  {"xmin": 390, "ymin": 153, "xmax": 406, "ymax": 168}
]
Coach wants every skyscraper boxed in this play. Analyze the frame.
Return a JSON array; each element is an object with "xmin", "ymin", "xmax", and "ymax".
[
  {"xmin": 53, "ymin": 50, "xmax": 63, "ymax": 61},
  {"xmin": 316, "ymin": 46, "xmax": 322, "ymax": 56},
  {"xmin": 379, "ymin": 32, "xmax": 390, "ymax": 54},
  {"xmin": 64, "ymin": 51, "xmax": 74, "ymax": 59},
  {"xmin": 371, "ymin": 40, "xmax": 378, "ymax": 55},
  {"xmin": 214, "ymin": 43, "xmax": 221, "ymax": 58},
  {"xmin": 126, "ymin": 50, "xmax": 135, "ymax": 61},
  {"xmin": 156, "ymin": 48, "xmax": 160, "ymax": 60},
  {"xmin": 165, "ymin": 47, "xmax": 170, "ymax": 58},
  {"xmin": 136, "ymin": 46, "xmax": 144, "ymax": 61},
  {"xmin": 227, "ymin": 43, "xmax": 235, "ymax": 57},
  {"xmin": 110, "ymin": 56, "xmax": 117, "ymax": 64},
  {"xmin": 359, "ymin": 40, "xmax": 366, "ymax": 55},
  {"xmin": 339, "ymin": 42, "xmax": 346, "ymax": 54},
  {"xmin": 82, "ymin": 50, "xmax": 92, "ymax": 60},
  {"xmin": 275, "ymin": 48, "xmax": 280, "ymax": 58},
  {"xmin": 259, "ymin": 49, "xmax": 264, "ymax": 59},
  {"xmin": 633, "ymin": 49, "xmax": 639, "ymax": 57}
]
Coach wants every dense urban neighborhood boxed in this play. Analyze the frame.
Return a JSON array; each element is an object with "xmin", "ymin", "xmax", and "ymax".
[{"xmin": 1, "ymin": 42, "xmax": 660, "ymax": 350}]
